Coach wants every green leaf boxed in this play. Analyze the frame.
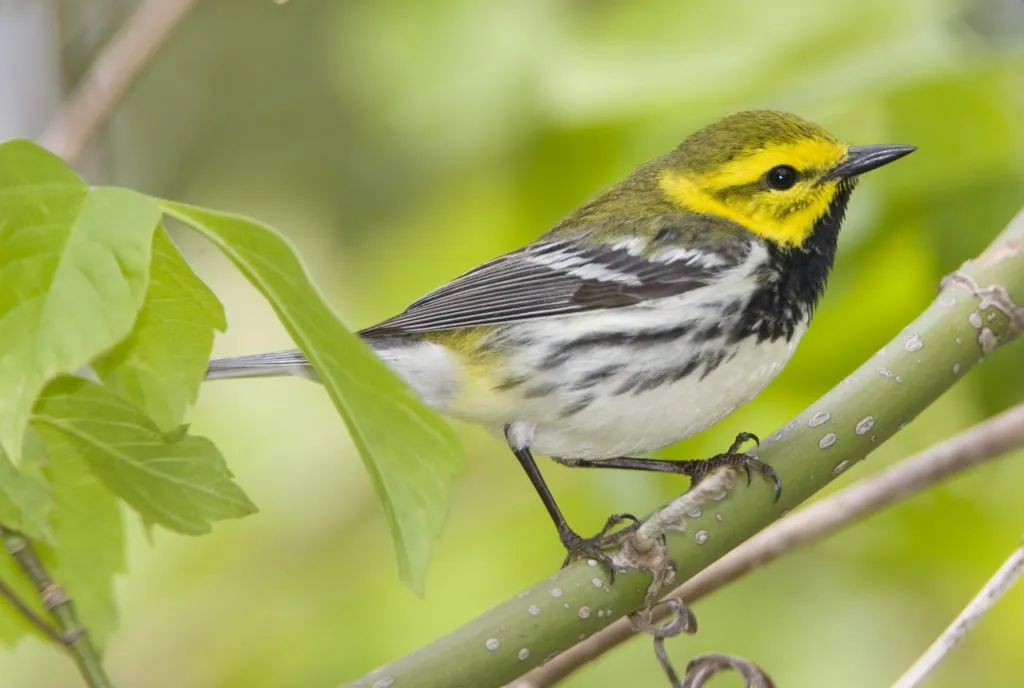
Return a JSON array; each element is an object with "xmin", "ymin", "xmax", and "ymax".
[
  {"xmin": 0, "ymin": 430, "xmax": 53, "ymax": 543},
  {"xmin": 0, "ymin": 140, "xmax": 161, "ymax": 463},
  {"xmin": 36, "ymin": 432, "xmax": 125, "ymax": 646},
  {"xmin": 31, "ymin": 376, "xmax": 256, "ymax": 535},
  {"xmin": 92, "ymin": 226, "xmax": 226, "ymax": 430},
  {"xmin": 161, "ymin": 201, "xmax": 464, "ymax": 594}
]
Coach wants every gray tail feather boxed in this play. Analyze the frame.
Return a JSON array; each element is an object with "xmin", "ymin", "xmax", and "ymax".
[{"xmin": 205, "ymin": 349, "xmax": 315, "ymax": 381}]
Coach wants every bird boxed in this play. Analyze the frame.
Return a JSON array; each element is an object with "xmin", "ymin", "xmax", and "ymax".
[{"xmin": 205, "ymin": 110, "xmax": 915, "ymax": 565}]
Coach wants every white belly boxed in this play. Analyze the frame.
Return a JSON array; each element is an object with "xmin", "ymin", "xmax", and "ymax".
[
  {"xmin": 383, "ymin": 326, "xmax": 803, "ymax": 459},
  {"xmin": 524, "ymin": 330, "xmax": 802, "ymax": 458}
]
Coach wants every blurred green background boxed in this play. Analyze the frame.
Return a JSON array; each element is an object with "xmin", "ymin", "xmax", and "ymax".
[{"xmin": 3, "ymin": 0, "xmax": 1024, "ymax": 686}]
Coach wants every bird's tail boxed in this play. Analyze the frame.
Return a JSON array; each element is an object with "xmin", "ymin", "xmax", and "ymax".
[
  {"xmin": 205, "ymin": 349, "xmax": 316, "ymax": 381},
  {"xmin": 205, "ymin": 338, "xmax": 459, "ymax": 412}
]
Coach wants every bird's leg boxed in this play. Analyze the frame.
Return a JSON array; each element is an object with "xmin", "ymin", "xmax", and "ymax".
[
  {"xmin": 506, "ymin": 428, "xmax": 638, "ymax": 572},
  {"xmin": 551, "ymin": 431, "xmax": 782, "ymax": 501}
]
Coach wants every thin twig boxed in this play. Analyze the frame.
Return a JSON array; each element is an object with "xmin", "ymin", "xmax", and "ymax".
[
  {"xmin": 0, "ymin": 576, "xmax": 66, "ymax": 644},
  {"xmin": 0, "ymin": 526, "xmax": 112, "ymax": 688},
  {"xmin": 39, "ymin": 0, "xmax": 199, "ymax": 164},
  {"xmin": 891, "ymin": 544, "xmax": 1024, "ymax": 688},
  {"xmin": 515, "ymin": 402, "xmax": 1024, "ymax": 687}
]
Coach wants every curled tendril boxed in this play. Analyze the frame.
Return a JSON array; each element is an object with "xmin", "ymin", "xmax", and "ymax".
[
  {"xmin": 630, "ymin": 598, "xmax": 776, "ymax": 688},
  {"xmin": 681, "ymin": 653, "xmax": 777, "ymax": 688}
]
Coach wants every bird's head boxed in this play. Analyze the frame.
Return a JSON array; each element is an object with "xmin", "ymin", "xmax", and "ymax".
[{"xmin": 658, "ymin": 110, "xmax": 915, "ymax": 248}]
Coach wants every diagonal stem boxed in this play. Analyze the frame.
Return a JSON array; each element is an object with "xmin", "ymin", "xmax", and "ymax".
[
  {"xmin": 519, "ymin": 401, "xmax": 1024, "ymax": 687},
  {"xmin": 890, "ymin": 544, "xmax": 1024, "ymax": 688},
  {"xmin": 0, "ymin": 576, "xmax": 65, "ymax": 644},
  {"xmin": 39, "ymin": 0, "xmax": 199, "ymax": 165},
  {"xmin": 0, "ymin": 525, "xmax": 112, "ymax": 688}
]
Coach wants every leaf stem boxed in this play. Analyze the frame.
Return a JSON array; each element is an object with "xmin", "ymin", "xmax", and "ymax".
[{"xmin": 0, "ymin": 525, "xmax": 113, "ymax": 688}]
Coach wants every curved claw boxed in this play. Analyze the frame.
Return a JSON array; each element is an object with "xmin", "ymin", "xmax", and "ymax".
[
  {"xmin": 766, "ymin": 468, "xmax": 783, "ymax": 503},
  {"xmin": 704, "ymin": 451, "xmax": 783, "ymax": 502},
  {"xmin": 722, "ymin": 432, "xmax": 781, "ymax": 503},
  {"xmin": 727, "ymin": 431, "xmax": 760, "ymax": 455},
  {"xmin": 559, "ymin": 529, "xmax": 614, "ymax": 571},
  {"xmin": 738, "ymin": 455, "xmax": 782, "ymax": 502},
  {"xmin": 602, "ymin": 512, "xmax": 640, "ymax": 532},
  {"xmin": 558, "ymin": 514, "xmax": 640, "ymax": 581}
]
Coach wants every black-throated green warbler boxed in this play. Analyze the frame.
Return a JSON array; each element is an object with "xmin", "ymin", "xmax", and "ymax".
[{"xmin": 207, "ymin": 110, "xmax": 915, "ymax": 564}]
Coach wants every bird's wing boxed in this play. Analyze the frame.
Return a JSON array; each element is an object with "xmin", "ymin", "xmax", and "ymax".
[{"xmin": 360, "ymin": 229, "xmax": 751, "ymax": 336}]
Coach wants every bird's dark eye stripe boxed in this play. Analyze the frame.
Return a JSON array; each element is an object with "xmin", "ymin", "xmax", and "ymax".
[{"xmin": 765, "ymin": 164, "xmax": 799, "ymax": 190}]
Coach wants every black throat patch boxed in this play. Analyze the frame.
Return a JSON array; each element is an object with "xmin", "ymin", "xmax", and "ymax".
[{"xmin": 731, "ymin": 181, "xmax": 854, "ymax": 343}]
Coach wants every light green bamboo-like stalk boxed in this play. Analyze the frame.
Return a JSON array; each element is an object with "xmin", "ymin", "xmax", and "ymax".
[{"xmin": 341, "ymin": 209, "xmax": 1024, "ymax": 688}]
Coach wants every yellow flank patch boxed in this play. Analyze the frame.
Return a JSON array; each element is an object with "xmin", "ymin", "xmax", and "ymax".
[
  {"xmin": 659, "ymin": 139, "xmax": 849, "ymax": 248},
  {"xmin": 425, "ymin": 327, "xmax": 512, "ymax": 418},
  {"xmin": 448, "ymin": 363, "xmax": 503, "ymax": 418}
]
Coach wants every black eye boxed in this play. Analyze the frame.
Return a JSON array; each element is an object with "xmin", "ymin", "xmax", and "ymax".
[{"xmin": 765, "ymin": 165, "xmax": 798, "ymax": 190}]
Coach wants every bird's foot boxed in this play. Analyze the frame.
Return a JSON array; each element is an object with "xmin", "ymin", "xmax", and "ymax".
[
  {"xmin": 558, "ymin": 512, "xmax": 640, "ymax": 577},
  {"xmin": 679, "ymin": 432, "xmax": 782, "ymax": 501}
]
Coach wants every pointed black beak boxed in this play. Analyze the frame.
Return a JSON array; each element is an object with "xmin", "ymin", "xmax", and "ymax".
[{"xmin": 822, "ymin": 144, "xmax": 916, "ymax": 182}]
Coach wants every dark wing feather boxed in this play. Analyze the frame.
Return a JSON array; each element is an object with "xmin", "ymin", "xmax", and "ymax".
[{"xmin": 360, "ymin": 233, "xmax": 749, "ymax": 336}]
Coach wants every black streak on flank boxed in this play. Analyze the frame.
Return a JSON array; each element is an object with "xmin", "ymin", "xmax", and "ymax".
[
  {"xmin": 524, "ymin": 382, "xmax": 558, "ymax": 399},
  {"xmin": 671, "ymin": 356, "xmax": 701, "ymax": 382},
  {"xmin": 693, "ymin": 322, "xmax": 723, "ymax": 343},
  {"xmin": 699, "ymin": 349, "xmax": 728, "ymax": 380},
  {"xmin": 632, "ymin": 369, "xmax": 677, "ymax": 395},
  {"xmin": 495, "ymin": 375, "xmax": 528, "ymax": 391},
  {"xmin": 571, "ymin": 363, "xmax": 624, "ymax": 390},
  {"xmin": 721, "ymin": 299, "xmax": 743, "ymax": 317},
  {"xmin": 538, "ymin": 348, "xmax": 573, "ymax": 370},
  {"xmin": 543, "ymin": 321, "xmax": 698, "ymax": 368},
  {"xmin": 561, "ymin": 393, "xmax": 596, "ymax": 418},
  {"xmin": 613, "ymin": 374, "xmax": 642, "ymax": 395}
]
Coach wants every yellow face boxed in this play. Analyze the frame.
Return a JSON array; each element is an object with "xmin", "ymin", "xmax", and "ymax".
[{"xmin": 659, "ymin": 137, "xmax": 851, "ymax": 248}]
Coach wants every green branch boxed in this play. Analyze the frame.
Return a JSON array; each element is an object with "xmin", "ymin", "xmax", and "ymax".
[
  {"xmin": 339, "ymin": 207, "xmax": 1024, "ymax": 688},
  {"xmin": 527, "ymin": 400, "xmax": 1024, "ymax": 686},
  {"xmin": 0, "ymin": 526, "xmax": 112, "ymax": 688}
]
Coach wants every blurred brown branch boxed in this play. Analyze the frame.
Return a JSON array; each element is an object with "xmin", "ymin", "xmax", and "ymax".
[
  {"xmin": 515, "ymin": 401, "xmax": 1024, "ymax": 687},
  {"xmin": 40, "ymin": 0, "xmax": 198, "ymax": 164},
  {"xmin": 891, "ymin": 543, "xmax": 1024, "ymax": 688},
  {"xmin": 0, "ymin": 525, "xmax": 112, "ymax": 688}
]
